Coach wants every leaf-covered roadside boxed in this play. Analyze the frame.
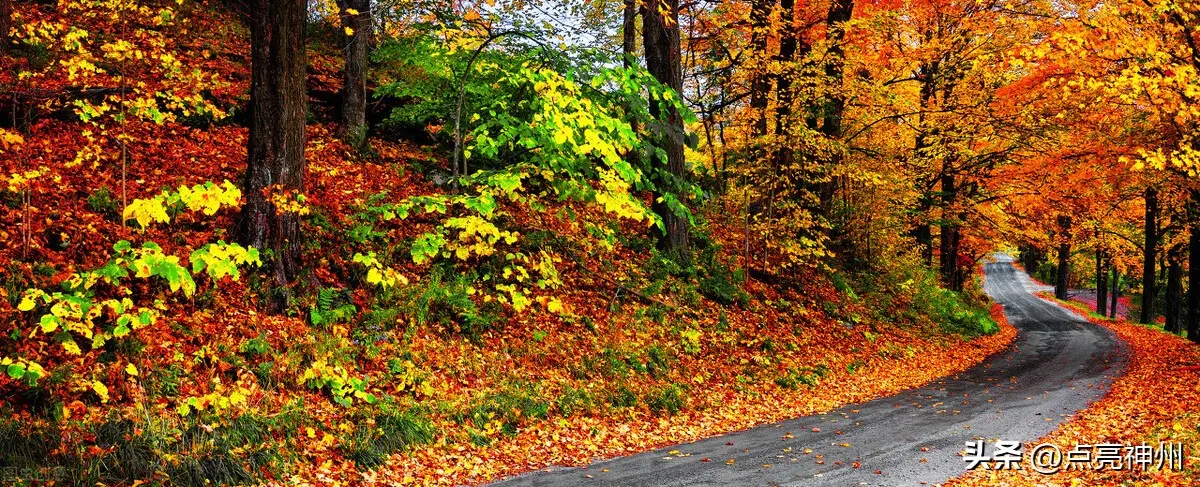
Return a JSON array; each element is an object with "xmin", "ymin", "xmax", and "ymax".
[
  {"xmin": 947, "ymin": 296, "xmax": 1200, "ymax": 487},
  {"xmin": 0, "ymin": 114, "xmax": 1012, "ymax": 485}
]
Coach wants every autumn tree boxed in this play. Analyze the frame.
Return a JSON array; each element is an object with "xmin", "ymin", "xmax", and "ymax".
[
  {"xmin": 236, "ymin": 0, "xmax": 309, "ymax": 300},
  {"xmin": 644, "ymin": 0, "xmax": 690, "ymax": 255}
]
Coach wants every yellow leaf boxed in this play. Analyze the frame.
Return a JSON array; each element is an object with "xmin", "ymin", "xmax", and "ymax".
[
  {"xmin": 62, "ymin": 339, "xmax": 82, "ymax": 355},
  {"xmin": 344, "ymin": 26, "xmax": 354, "ymax": 36},
  {"xmin": 125, "ymin": 363, "xmax": 139, "ymax": 376},
  {"xmin": 17, "ymin": 296, "xmax": 35, "ymax": 311},
  {"xmin": 345, "ymin": 8, "xmax": 359, "ymax": 15},
  {"xmin": 93, "ymin": 381, "xmax": 110, "ymax": 403}
]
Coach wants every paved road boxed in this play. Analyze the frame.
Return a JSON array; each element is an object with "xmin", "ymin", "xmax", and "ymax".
[{"xmin": 490, "ymin": 255, "xmax": 1128, "ymax": 486}]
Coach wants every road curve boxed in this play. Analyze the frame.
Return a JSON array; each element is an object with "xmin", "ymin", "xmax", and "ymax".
[{"xmin": 490, "ymin": 255, "xmax": 1128, "ymax": 486}]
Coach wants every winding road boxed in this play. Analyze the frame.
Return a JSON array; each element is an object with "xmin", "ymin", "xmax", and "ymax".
[{"xmin": 492, "ymin": 255, "xmax": 1128, "ymax": 486}]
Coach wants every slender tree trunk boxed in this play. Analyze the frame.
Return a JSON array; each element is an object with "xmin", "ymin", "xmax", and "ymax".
[
  {"xmin": 818, "ymin": 0, "xmax": 854, "ymax": 217},
  {"xmin": 1096, "ymin": 250, "xmax": 1108, "ymax": 314},
  {"xmin": 773, "ymin": 0, "xmax": 802, "ymax": 172},
  {"xmin": 913, "ymin": 220, "xmax": 932, "ymax": 267},
  {"xmin": 1141, "ymin": 187, "xmax": 1158, "ymax": 323},
  {"xmin": 748, "ymin": 0, "xmax": 771, "ymax": 138},
  {"xmin": 236, "ymin": 0, "xmax": 308, "ymax": 305},
  {"xmin": 644, "ymin": 0, "xmax": 689, "ymax": 257},
  {"xmin": 1110, "ymin": 264, "xmax": 1119, "ymax": 318},
  {"xmin": 336, "ymin": 0, "xmax": 371, "ymax": 145},
  {"xmin": 1022, "ymin": 244, "xmax": 1040, "ymax": 276},
  {"xmin": 939, "ymin": 172, "xmax": 958, "ymax": 288},
  {"xmin": 912, "ymin": 63, "xmax": 938, "ymax": 268},
  {"xmin": 622, "ymin": 0, "xmax": 638, "ymax": 68},
  {"xmin": 1166, "ymin": 244, "xmax": 1184, "ymax": 334},
  {"xmin": 1055, "ymin": 215, "xmax": 1071, "ymax": 300},
  {"xmin": 1189, "ymin": 213, "xmax": 1200, "ymax": 342}
]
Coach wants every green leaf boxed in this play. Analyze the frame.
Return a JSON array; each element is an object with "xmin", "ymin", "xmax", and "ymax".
[{"xmin": 6, "ymin": 363, "xmax": 25, "ymax": 380}]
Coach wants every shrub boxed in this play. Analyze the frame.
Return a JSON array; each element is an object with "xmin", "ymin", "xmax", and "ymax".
[{"xmin": 645, "ymin": 383, "xmax": 686, "ymax": 415}]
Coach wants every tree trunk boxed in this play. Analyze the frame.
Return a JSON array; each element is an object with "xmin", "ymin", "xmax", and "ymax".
[
  {"xmin": 1189, "ymin": 216, "xmax": 1200, "ymax": 342},
  {"xmin": 336, "ymin": 0, "xmax": 370, "ymax": 145},
  {"xmin": 1022, "ymin": 244, "xmax": 1041, "ymax": 276},
  {"xmin": 1166, "ymin": 244, "xmax": 1183, "ymax": 334},
  {"xmin": 773, "ymin": 0, "xmax": 802, "ymax": 173},
  {"xmin": 236, "ymin": 0, "xmax": 309, "ymax": 306},
  {"xmin": 1055, "ymin": 215, "xmax": 1071, "ymax": 300},
  {"xmin": 817, "ymin": 0, "xmax": 854, "ymax": 216},
  {"xmin": 748, "ymin": 0, "xmax": 771, "ymax": 138},
  {"xmin": 1141, "ymin": 187, "xmax": 1158, "ymax": 323},
  {"xmin": 1, "ymin": 0, "xmax": 10, "ymax": 51},
  {"xmin": 939, "ymin": 172, "xmax": 958, "ymax": 289},
  {"xmin": 913, "ymin": 220, "xmax": 932, "ymax": 267},
  {"xmin": 622, "ymin": 0, "xmax": 638, "ymax": 68},
  {"xmin": 1096, "ymin": 250, "xmax": 1108, "ymax": 315},
  {"xmin": 1110, "ymin": 264, "xmax": 1119, "ymax": 319},
  {"xmin": 643, "ymin": 0, "xmax": 689, "ymax": 257}
]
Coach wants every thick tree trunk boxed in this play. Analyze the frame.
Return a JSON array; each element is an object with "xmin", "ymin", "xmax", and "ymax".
[
  {"xmin": 748, "ymin": 0, "xmax": 771, "ymax": 138},
  {"xmin": 622, "ymin": 0, "xmax": 638, "ymax": 68},
  {"xmin": 236, "ymin": 0, "xmax": 308, "ymax": 304},
  {"xmin": 1, "ymin": 0, "xmax": 10, "ymax": 50},
  {"xmin": 1110, "ymin": 265, "xmax": 1119, "ymax": 318},
  {"xmin": 644, "ymin": 0, "xmax": 689, "ymax": 257},
  {"xmin": 336, "ymin": 0, "xmax": 371, "ymax": 144},
  {"xmin": 1055, "ymin": 215, "xmax": 1071, "ymax": 300},
  {"xmin": 1141, "ymin": 187, "xmax": 1158, "ymax": 323},
  {"xmin": 1166, "ymin": 244, "xmax": 1184, "ymax": 334},
  {"xmin": 1096, "ymin": 250, "xmax": 1108, "ymax": 315}
]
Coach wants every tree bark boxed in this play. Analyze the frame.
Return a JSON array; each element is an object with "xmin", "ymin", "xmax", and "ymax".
[
  {"xmin": 1166, "ymin": 244, "xmax": 1183, "ymax": 334},
  {"xmin": 1096, "ymin": 250, "xmax": 1108, "ymax": 315},
  {"xmin": 236, "ymin": 0, "xmax": 309, "ymax": 305},
  {"xmin": 1189, "ymin": 215, "xmax": 1200, "ymax": 342},
  {"xmin": 748, "ymin": 0, "xmax": 771, "ymax": 138},
  {"xmin": 773, "ymin": 0, "xmax": 802, "ymax": 172},
  {"xmin": 1110, "ymin": 264, "xmax": 1119, "ymax": 318},
  {"xmin": 1, "ymin": 0, "xmax": 10, "ymax": 51},
  {"xmin": 623, "ymin": 0, "xmax": 639, "ymax": 68},
  {"xmin": 817, "ymin": 0, "xmax": 854, "ymax": 216},
  {"xmin": 939, "ymin": 172, "xmax": 959, "ymax": 289},
  {"xmin": 1140, "ymin": 187, "xmax": 1158, "ymax": 323},
  {"xmin": 1055, "ymin": 215, "xmax": 1071, "ymax": 300},
  {"xmin": 336, "ymin": 0, "xmax": 371, "ymax": 145},
  {"xmin": 644, "ymin": 0, "xmax": 689, "ymax": 257},
  {"xmin": 1022, "ymin": 244, "xmax": 1041, "ymax": 276},
  {"xmin": 913, "ymin": 220, "xmax": 933, "ymax": 267}
]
